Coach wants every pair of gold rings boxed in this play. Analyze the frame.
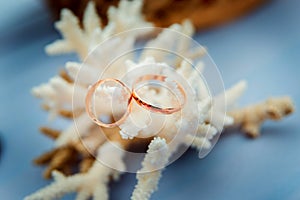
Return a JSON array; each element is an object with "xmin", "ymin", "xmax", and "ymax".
[{"xmin": 85, "ymin": 74, "xmax": 186, "ymax": 128}]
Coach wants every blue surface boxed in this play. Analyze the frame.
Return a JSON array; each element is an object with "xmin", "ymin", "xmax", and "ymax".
[{"xmin": 0, "ymin": 0, "xmax": 299, "ymax": 199}]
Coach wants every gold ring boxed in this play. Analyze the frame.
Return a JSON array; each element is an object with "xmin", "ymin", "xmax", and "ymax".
[
  {"xmin": 85, "ymin": 78, "xmax": 132, "ymax": 128},
  {"xmin": 131, "ymin": 74, "xmax": 186, "ymax": 115}
]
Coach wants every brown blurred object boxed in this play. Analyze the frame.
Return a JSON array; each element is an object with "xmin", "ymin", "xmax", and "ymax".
[
  {"xmin": 45, "ymin": 0, "xmax": 268, "ymax": 30},
  {"xmin": 144, "ymin": 0, "xmax": 269, "ymax": 29}
]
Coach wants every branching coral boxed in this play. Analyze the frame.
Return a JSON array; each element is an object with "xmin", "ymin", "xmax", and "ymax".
[
  {"xmin": 45, "ymin": 1, "xmax": 152, "ymax": 59},
  {"xmin": 46, "ymin": 0, "xmax": 268, "ymax": 30},
  {"xmin": 26, "ymin": 1, "xmax": 294, "ymax": 200},
  {"xmin": 229, "ymin": 96, "xmax": 294, "ymax": 138},
  {"xmin": 131, "ymin": 137, "xmax": 170, "ymax": 200},
  {"xmin": 26, "ymin": 141, "xmax": 125, "ymax": 200}
]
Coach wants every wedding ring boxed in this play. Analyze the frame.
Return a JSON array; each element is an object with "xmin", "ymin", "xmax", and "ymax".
[
  {"xmin": 131, "ymin": 74, "xmax": 186, "ymax": 115},
  {"xmin": 86, "ymin": 74, "xmax": 186, "ymax": 128},
  {"xmin": 85, "ymin": 78, "xmax": 132, "ymax": 128}
]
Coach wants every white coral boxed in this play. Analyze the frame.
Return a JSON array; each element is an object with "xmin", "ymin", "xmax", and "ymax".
[
  {"xmin": 46, "ymin": 0, "xmax": 152, "ymax": 59},
  {"xmin": 29, "ymin": 1, "xmax": 249, "ymax": 200},
  {"xmin": 140, "ymin": 20, "xmax": 206, "ymax": 66},
  {"xmin": 107, "ymin": 0, "xmax": 153, "ymax": 33},
  {"xmin": 25, "ymin": 142, "xmax": 125, "ymax": 200},
  {"xmin": 131, "ymin": 137, "xmax": 170, "ymax": 200}
]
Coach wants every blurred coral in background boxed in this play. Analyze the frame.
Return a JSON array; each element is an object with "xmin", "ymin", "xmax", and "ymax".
[{"xmin": 45, "ymin": 0, "xmax": 268, "ymax": 29}]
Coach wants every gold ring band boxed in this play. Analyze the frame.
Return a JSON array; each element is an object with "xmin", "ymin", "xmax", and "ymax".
[
  {"xmin": 86, "ymin": 75, "xmax": 186, "ymax": 128},
  {"xmin": 131, "ymin": 74, "xmax": 186, "ymax": 115},
  {"xmin": 85, "ymin": 78, "xmax": 132, "ymax": 128}
]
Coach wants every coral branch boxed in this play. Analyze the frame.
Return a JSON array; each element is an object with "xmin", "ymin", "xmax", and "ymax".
[
  {"xmin": 83, "ymin": 1, "xmax": 102, "ymax": 37},
  {"xmin": 37, "ymin": 146, "xmax": 77, "ymax": 179},
  {"xmin": 39, "ymin": 127, "xmax": 60, "ymax": 139},
  {"xmin": 26, "ymin": 142, "xmax": 125, "ymax": 200},
  {"xmin": 184, "ymin": 134, "xmax": 212, "ymax": 150},
  {"xmin": 79, "ymin": 156, "xmax": 95, "ymax": 173},
  {"xmin": 59, "ymin": 69, "xmax": 74, "ymax": 83},
  {"xmin": 229, "ymin": 96, "xmax": 294, "ymax": 137},
  {"xmin": 131, "ymin": 137, "xmax": 170, "ymax": 200},
  {"xmin": 34, "ymin": 148, "xmax": 60, "ymax": 166}
]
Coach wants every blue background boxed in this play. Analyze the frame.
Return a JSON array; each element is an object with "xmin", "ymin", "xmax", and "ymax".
[{"xmin": 0, "ymin": 0, "xmax": 299, "ymax": 199}]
